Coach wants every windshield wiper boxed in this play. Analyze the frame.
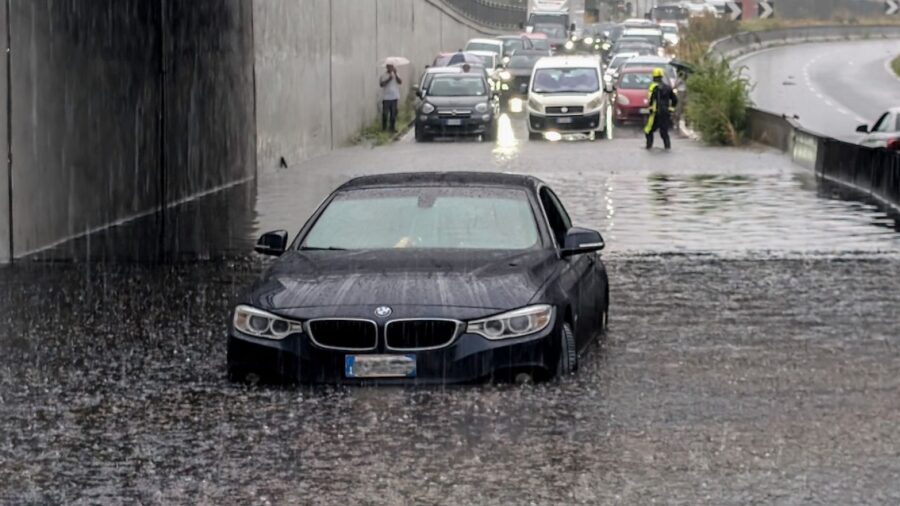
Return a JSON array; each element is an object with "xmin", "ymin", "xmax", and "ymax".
[{"xmin": 299, "ymin": 246, "xmax": 348, "ymax": 251}]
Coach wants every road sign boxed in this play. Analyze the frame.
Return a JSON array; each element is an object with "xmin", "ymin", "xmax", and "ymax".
[
  {"xmin": 887, "ymin": 0, "xmax": 899, "ymax": 15},
  {"xmin": 758, "ymin": 0, "xmax": 774, "ymax": 19},
  {"xmin": 726, "ymin": 1, "xmax": 742, "ymax": 20}
]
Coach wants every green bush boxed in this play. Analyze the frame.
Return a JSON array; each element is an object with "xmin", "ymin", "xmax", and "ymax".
[
  {"xmin": 893, "ymin": 55, "xmax": 900, "ymax": 78},
  {"xmin": 676, "ymin": 15, "xmax": 739, "ymax": 65},
  {"xmin": 684, "ymin": 58, "xmax": 751, "ymax": 146}
]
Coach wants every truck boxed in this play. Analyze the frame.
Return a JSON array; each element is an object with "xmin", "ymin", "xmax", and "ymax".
[{"xmin": 525, "ymin": 0, "xmax": 586, "ymax": 50}]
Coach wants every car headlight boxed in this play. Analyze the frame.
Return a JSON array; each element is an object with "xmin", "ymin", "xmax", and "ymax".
[
  {"xmin": 602, "ymin": 42, "xmax": 611, "ymax": 51},
  {"xmin": 474, "ymin": 102, "xmax": 489, "ymax": 113},
  {"xmin": 527, "ymin": 97, "xmax": 543, "ymax": 113},
  {"xmin": 421, "ymin": 102, "xmax": 435, "ymax": 114},
  {"xmin": 586, "ymin": 97, "xmax": 604, "ymax": 110},
  {"xmin": 617, "ymin": 94, "xmax": 630, "ymax": 105},
  {"xmin": 233, "ymin": 305, "xmax": 302, "ymax": 340},
  {"xmin": 564, "ymin": 41, "xmax": 575, "ymax": 50},
  {"xmin": 603, "ymin": 73, "xmax": 613, "ymax": 84},
  {"xmin": 499, "ymin": 70, "xmax": 512, "ymax": 81},
  {"xmin": 502, "ymin": 56, "xmax": 510, "ymax": 65},
  {"xmin": 467, "ymin": 305, "xmax": 553, "ymax": 340},
  {"xmin": 584, "ymin": 37, "xmax": 595, "ymax": 45}
]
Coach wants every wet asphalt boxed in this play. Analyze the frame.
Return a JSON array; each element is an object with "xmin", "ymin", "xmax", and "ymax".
[{"xmin": 2, "ymin": 122, "xmax": 900, "ymax": 504}]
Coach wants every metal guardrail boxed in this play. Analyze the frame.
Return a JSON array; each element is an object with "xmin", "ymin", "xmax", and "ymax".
[
  {"xmin": 715, "ymin": 26, "xmax": 900, "ymax": 211},
  {"xmin": 441, "ymin": 0, "xmax": 527, "ymax": 29},
  {"xmin": 709, "ymin": 25, "xmax": 900, "ymax": 60}
]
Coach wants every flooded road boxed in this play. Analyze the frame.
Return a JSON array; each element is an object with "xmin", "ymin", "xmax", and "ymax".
[{"xmin": 3, "ymin": 122, "xmax": 900, "ymax": 504}]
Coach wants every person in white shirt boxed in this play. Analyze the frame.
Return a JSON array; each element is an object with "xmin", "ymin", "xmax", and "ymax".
[{"xmin": 379, "ymin": 64, "xmax": 403, "ymax": 132}]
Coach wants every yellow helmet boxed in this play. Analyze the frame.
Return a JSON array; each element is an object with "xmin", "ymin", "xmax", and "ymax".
[{"xmin": 652, "ymin": 68, "xmax": 664, "ymax": 78}]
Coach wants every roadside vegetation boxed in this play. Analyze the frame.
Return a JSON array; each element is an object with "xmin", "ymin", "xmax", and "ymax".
[
  {"xmin": 353, "ymin": 93, "xmax": 416, "ymax": 146},
  {"xmin": 684, "ymin": 58, "xmax": 751, "ymax": 146},
  {"xmin": 893, "ymin": 55, "xmax": 900, "ymax": 78}
]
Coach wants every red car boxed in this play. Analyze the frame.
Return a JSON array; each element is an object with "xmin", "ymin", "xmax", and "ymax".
[{"xmin": 613, "ymin": 67, "xmax": 655, "ymax": 124}]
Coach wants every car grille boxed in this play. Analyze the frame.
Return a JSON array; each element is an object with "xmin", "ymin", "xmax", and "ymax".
[
  {"xmin": 546, "ymin": 106, "xmax": 585, "ymax": 115},
  {"xmin": 438, "ymin": 108, "xmax": 472, "ymax": 119},
  {"xmin": 307, "ymin": 319, "xmax": 377, "ymax": 350},
  {"xmin": 385, "ymin": 320, "xmax": 460, "ymax": 350}
]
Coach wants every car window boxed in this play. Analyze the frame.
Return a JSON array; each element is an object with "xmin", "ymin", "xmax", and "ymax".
[
  {"xmin": 896, "ymin": 114, "xmax": 900, "ymax": 132},
  {"xmin": 872, "ymin": 113, "xmax": 890, "ymax": 133},
  {"xmin": 303, "ymin": 187, "xmax": 540, "ymax": 250},
  {"xmin": 428, "ymin": 76, "xmax": 486, "ymax": 97},
  {"xmin": 539, "ymin": 188, "xmax": 572, "ymax": 247},
  {"xmin": 466, "ymin": 42, "xmax": 500, "ymax": 54},
  {"xmin": 619, "ymin": 72, "xmax": 653, "ymax": 89},
  {"xmin": 509, "ymin": 55, "xmax": 542, "ymax": 69},
  {"xmin": 532, "ymin": 68, "xmax": 600, "ymax": 94},
  {"xmin": 503, "ymin": 39, "xmax": 525, "ymax": 53}
]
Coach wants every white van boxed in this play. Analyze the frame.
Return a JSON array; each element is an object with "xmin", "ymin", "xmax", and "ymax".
[{"xmin": 525, "ymin": 56, "xmax": 612, "ymax": 140}]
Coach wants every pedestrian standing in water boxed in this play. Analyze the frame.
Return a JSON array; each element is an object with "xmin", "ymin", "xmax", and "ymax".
[
  {"xmin": 380, "ymin": 64, "xmax": 402, "ymax": 132},
  {"xmin": 644, "ymin": 68, "xmax": 678, "ymax": 150}
]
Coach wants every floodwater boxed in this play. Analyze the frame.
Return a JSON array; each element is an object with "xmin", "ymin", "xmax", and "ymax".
[{"xmin": 3, "ymin": 123, "xmax": 900, "ymax": 504}]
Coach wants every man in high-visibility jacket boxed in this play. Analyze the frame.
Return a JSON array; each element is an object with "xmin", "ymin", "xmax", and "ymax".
[{"xmin": 644, "ymin": 68, "xmax": 678, "ymax": 150}]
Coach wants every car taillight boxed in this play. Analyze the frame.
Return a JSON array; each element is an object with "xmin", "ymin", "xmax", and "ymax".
[{"xmin": 887, "ymin": 138, "xmax": 900, "ymax": 151}]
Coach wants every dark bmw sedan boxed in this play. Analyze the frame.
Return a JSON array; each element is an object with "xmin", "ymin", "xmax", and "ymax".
[{"xmin": 228, "ymin": 172, "xmax": 609, "ymax": 384}]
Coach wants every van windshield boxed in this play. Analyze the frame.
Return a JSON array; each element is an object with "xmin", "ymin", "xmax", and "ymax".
[{"xmin": 532, "ymin": 68, "xmax": 599, "ymax": 94}]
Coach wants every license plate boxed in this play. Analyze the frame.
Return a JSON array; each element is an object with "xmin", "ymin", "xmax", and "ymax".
[
  {"xmin": 556, "ymin": 117, "xmax": 573, "ymax": 124},
  {"xmin": 445, "ymin": 119, "xmax": 462, "ymax": 126},
  {"xmin": 639, "ymin": 108, "xmax": 650, "ymax": 114},
  {"xmin": 345, "ymin": 354, "xmax": 416, "ymax": 378}
]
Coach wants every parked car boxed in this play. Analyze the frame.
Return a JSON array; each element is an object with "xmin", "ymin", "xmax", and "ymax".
[
  {"xmin": 856, "ymin": 108, "xmax": 900, "ymax": 150},
  {"xmin": 495, "ymin": 49, "xmax": 550, "ymax": 109},
  {"xmin": 229, "ymin": 172, "xmax": 610, "ymax": 384},
  {"xmin": 613, "ymin": 66, "xmax": 655, "ymax": 124},
  {"xmin": 497, "ymin": 35, "xmax": 536, "ymax": 62},
  {"xmin": 414, "ymin": 72, "xmax": 497, "ymax": 142},
  {"xmin": 526, "ymin": 56, "xmax": 613, "ymax": 141},
  {"xmin": 414, "ymin": 66, "xmax": 463, "ymax": 99},
  {"xmin": 464, "ymin": 38, "xmax": 505, "ymax": 59}
]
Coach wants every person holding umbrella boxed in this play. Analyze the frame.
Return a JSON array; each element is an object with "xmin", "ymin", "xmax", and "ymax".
[{"xmin": 379, "ymin": 61, "xmax": 404, "ymax": 132}]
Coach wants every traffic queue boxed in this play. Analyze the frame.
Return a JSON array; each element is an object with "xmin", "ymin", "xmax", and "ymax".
[{"xmin": 409, "ymin": 16, "xmax": 689, "ymax": 146}]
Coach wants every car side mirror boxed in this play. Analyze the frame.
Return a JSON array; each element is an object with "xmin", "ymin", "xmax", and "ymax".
[
  {"xmin": 856, "ymin": 124, "xmax": 869, "ymax": 133},
  {"xmin": 415, "ymin": 89, "xmax": 424, "ymax": 98},
  {"xmin": 561, "ymin": 227, "xmax": 605, "ymax": 257},
  {"xmin": 255, "ymin": 230, "xmax": 288, "ymax": 256},
  {"xmin": 570, "ymin": 23, "xmax": 576, "ymax": 32},
  {"xmin": 604, "ymin": 82, "xmax": 615, "ymax": 93}
]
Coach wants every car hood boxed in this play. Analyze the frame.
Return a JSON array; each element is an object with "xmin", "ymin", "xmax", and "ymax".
[
  {"xmin": 618, "ymin": 88, "xmax": 651, "ymax": 104},
  {"xmin": 531, "ymin": 91, "xmax": 603, "ymax": 106},
  {"xmin": 508, "ymin": 68, "xmax": 534, "ymax": 78},
  {"xmin": 425, "ymin": 96, "xmax": 489, "ymax": 108},
  {"xmin": 245, "ymin": 249, "xmax": 560, "ymax": 311}
]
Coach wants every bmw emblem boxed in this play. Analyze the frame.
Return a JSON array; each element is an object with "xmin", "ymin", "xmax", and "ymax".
[
  {"xmin": 374, "ymin": 306, "xmax": 392, "ymax": 318},
  {"xmin": 561, "ymin": 107, "xmax": 569, "ymax": 113}
]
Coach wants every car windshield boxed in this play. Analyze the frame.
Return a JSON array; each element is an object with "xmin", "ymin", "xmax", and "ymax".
[
  {"xmin": 509, "ymin": 55, "xmax": 542, "ymax": 69},
  {"xmin": 466, "ymin": 42, "xmax": 500, "ymax": 54},
  {"xmin": 533, "ymin": 24, "xmax": 566, "ymax": 39},
  {"xmin": 609, "ymin": 55, "xmax": 634, "ymax": 69},
  {"xmin": 529, "ymin": 39, "xmax": 550, "ymax": 50},
  {"xmin": 662, "ymin": 25, "xmax": 678, "ymax": 34},
  {"xmin": 428, "ymin": 76, "xmax": 486, "ymax": 96},
  {"xmin": 618, "ymin": 72, "xmax": 653, "ymax": 89},
  {"xmin": 302, "ymin": 187, "xmax": 540, "ymax": 250},
  {"xmin": 502, "ymin": 39, "xmax": 525, "ymax": 52},
  {"xmin": 532, "ymin": 68, "xmax": 600, "ymax": 93}
]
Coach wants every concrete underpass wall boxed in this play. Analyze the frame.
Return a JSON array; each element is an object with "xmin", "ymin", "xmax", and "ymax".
[
  {"xmin": 254, "ymin": 0, "xmax": 498, "ymax": 171},
  {"xmin": 1, "ymin": 2, "xmax": 8, "ymax": 263},
  {"xmin": 5, "ymin": 0, "xmax": 255, "ymax": 260}
]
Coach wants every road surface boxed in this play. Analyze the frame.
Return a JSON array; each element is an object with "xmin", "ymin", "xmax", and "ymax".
[
  {"xmin": 739, "ymin": 39, "xmax": 900, "ymax": 141},
  {"xmin": 2, "ymin": 119, "xmax": 900, "ymax": 503}
]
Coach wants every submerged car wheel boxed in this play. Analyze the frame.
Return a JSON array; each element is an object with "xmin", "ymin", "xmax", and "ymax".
[
  {"xmin": 528, "ymin": 131, "xmax": 543, "ymax": 141},
  {"xmin": 415, "ymin": 125, "xmax": 431, "ymax": 143},
  {"xmin": 557, "ymin": 322, "xmax": 577, "ymax": 376}
]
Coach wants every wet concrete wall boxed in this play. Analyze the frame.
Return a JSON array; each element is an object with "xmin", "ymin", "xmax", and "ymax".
[
  {"xmin": 5, "ymin": 0, "xmax": 255, "ymax": 260},
  {"xmin": 254, "ymin": 0, "xmax": 498, "ymax": 171},
  {"xmin": 0, "ymin": 2, "xmax": 8, "ymax": 263}
]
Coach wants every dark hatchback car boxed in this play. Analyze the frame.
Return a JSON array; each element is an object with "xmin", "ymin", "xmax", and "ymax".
[
  {"xmin": 228, "ymin": 172, "xmax": 610, "ymax": 385},
  {"xmin": 496, "ymin": 49, "xmax": 549, "ymax": 108},
  {"xmin": 415, "ymin": 73, "xmax": 497, "ymax": 142}
]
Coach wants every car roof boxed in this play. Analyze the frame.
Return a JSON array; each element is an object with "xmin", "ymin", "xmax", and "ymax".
[
  {"xmin": 619, "ymin": 66, "xmax": 656, "ymax": 74},
  {"xmin": 467, "ymin": 38, "xmax": 502, "ymax": 45},
  {"xmin": 510, "ymin": 49, "xmax": 550, "ymax": 57},
  {"xmin": 339, "ymin": 172, "xmax": 546, "ymax": 191},
  {"xmin": 626, "ymin": 56, "xmax": 671, "ymax": 63},
  {"xmin": 534, "ymin": 56, "xmax": 600, "ymax": 69},
  {"xmin": 424, "ymin": 66, "xmax": 463, "ymax": 74},
  {"xmin": 497, "ymin": 35, "xmax": 527, "ymax": 40}
]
